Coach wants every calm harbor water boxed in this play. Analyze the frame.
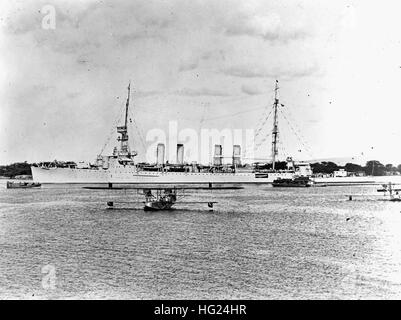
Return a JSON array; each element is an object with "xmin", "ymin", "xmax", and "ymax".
[{"xmin": 1, "ymin": 182, "xmax": 401, "ymax": 299}]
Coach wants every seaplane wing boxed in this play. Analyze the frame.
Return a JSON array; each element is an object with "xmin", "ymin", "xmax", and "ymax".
[
  {"xmin": 377, "ymin": 188, "xmax": 401, "ymax": 192},
  {"xmin": 107, "ymin": 201, "xmax": 218, "ymax": 204},
  {"xmin": 83, "ymin": 186, "xmax": 243, "ymax": 190},
  {"xmin": 173, "ymin": 201, "xmax": 218, "ymax": 204},
  {"xmin": 107, "ymin": 201, "xmax": 145, "ymax": 205},
  {"xmin": 347, "ymin": 193, "xmax": 388, "ymax": 197},
  {"xmin": 90, "ymin": 183, "xmax": 239, "ymax": 211}
]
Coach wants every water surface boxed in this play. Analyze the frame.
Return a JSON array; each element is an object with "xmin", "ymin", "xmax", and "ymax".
[{"xmin": 1, "ymin": 183, "xmax": 401, "ymax": 299}]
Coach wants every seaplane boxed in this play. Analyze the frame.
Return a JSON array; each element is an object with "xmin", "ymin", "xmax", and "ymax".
[
  {"xmin": 377, "ymin": 182, "xmax": 401, "ymax": 201},
  {"xmin": 346, "ymin": 182, "xmax": 401, "ymax": 202},
  {"xmin": 83, "ymin": 183, "xmax": 243, "ymax": 211}
]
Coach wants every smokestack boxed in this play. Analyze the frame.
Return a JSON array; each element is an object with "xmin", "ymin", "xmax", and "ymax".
[
  {"xmin": 177, "ymin": 144, "xmax": 184, "ymax": 164},
  {"xmin": 233, "ymin": 145, "xmax": 241, "ymax": 166},
  {"xmin": 156, "ymin": 143, "xmax": 165, "ymax": 165},
  {"xmin": 213, "ymin": 144, "xmax": 222, "ymax": 166}
]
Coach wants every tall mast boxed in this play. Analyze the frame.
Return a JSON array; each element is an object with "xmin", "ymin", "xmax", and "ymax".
[
  {"xmin": 271, "ymin": 80, "xmax": 279, "ymax": 170},
  {"xmin": 116, "ymin": 82, "xmax": 131, "ymax": 156},
  {"xmin": 124, "ymin": 82, "xmax": 131, "ymax": 128}
]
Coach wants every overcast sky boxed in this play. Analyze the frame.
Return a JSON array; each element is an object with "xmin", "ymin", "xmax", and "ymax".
[{"xmin": 1, "ymin": 0, "xmax": 401, "ymax": 165}]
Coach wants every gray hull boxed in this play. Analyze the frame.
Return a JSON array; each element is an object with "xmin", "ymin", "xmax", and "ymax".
[{"xmin": 31, "ymin": 166, "xmax": 295, "ymax": 184}]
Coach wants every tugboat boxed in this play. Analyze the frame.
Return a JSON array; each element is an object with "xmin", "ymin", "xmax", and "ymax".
[
  {"xmin": 6, "ymin": 181, "xmax": 41, "ymax": 189},
  {"xmin": 272, "ymin": 176, "xmax": 312, "ymax": 187}
]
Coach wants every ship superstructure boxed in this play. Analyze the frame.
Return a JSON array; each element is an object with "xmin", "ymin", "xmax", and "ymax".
[{"xmin": 31, "ymin": 81, "xmax": 312, "ymax": 184}]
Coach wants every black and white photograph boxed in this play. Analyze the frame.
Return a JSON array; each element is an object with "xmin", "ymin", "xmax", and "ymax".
[{"xmin": 1, "ymin": 0, "xmax": 401, "ymax": 304}]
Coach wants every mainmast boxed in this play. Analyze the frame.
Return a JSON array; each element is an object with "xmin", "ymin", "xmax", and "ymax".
[{"xmin": 271, "ymin": 80, "xmax": 279, "ymax": 170}]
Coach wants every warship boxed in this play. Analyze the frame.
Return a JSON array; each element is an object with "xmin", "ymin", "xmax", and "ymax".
[{"xmin": 31, "ymin": 81, "xmax": 312, "ymax": 184}]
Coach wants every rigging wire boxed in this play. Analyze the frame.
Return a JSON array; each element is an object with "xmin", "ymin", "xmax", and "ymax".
[
  {"xmin": 280, "ymin": 105, "xmax": 315, "ymax": 157},
  {"xmin": 126, "ymin": 98, "xmax": 148, "ymax": 153},
  {"xmin": 254, "ymin": 107, "xmax": 273, "ymax": 139},
  {"xmin": 131, "ymin": 119, "xmax": 147, "ymax": 152},
  {"xmin": 278, "ymin": 107, "xmax": 314, "ymax": 159},
  {"xmin": 241, "ymin": 103, "xmax": 274, "ymax": 157},
  {"xmin": 133, "ymin": 120, "xmax": 147, "ymax": 151},
  {"xmin": 98, "ymin": 106, "xmax": 126, "ymax": 155},
  {"xmin": 134, "ymin": 104, "xmax": 267, "ymax": 123},
  {"xmin": 255, "ymin": 133, "xmax": 272, "ymax": 149},
  {"xmin": 202, "ymin": 106, "xmax": 266, "ymax": 122},
  {"xmin": 98, "ymin": 85, "xmax": 313, "ymax": 163},
  {"xmin": 242, "ymin": 132, "xmax": 272, "ymax": 161}
]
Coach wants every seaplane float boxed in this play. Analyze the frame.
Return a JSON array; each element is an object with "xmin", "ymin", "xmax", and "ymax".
[{"xmin": 83, "ymin": 183, "xmax": 243, "ymax": 211}]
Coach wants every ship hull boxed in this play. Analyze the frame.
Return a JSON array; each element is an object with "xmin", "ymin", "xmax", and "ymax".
[
  {"xmin": 31, "ymin": 166, "xmax": 295, "ymax": 184},
  {"xmin": 31, "ymin": 166, "xmax": 401, "ymax": 185}
]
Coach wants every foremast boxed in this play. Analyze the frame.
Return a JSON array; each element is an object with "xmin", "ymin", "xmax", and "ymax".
[{"xmin": 116, "ymin": 82, "xmax": 137, "ymax": 161}]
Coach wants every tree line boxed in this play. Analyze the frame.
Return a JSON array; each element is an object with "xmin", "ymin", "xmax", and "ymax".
[
  {"xmin": 311, "ymin": 160, "xmax": 401, "ymax": 176},
  {"xmin": 0, "ymin": 162, "xmax": 32, "ymax": 178}
]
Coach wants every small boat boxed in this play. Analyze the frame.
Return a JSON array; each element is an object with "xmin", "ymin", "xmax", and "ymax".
[
  {"xmin": 6, "ymin": 181, "xmax": 41, "ymax": 189},
  {"xmin": 272, "ymin": 176, "xmax": 312, "ymax": 187}
]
